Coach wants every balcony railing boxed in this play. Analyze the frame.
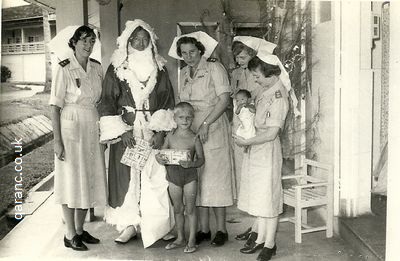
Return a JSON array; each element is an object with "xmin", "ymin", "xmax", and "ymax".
[{"xmin": 2, "ymin": 42, "xmax": 45, "ymax": 54}]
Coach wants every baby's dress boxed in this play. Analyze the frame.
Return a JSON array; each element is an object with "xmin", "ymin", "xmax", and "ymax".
[{"xmin": 235, "ymin": 105, "xmax": 256, "ymax": 139}]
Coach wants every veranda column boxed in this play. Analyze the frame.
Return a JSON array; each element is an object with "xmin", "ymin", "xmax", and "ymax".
[
  {"xmin": 336, "ymin": 1, "xmax": 373, "ymax": 217},
  {"xmin": 55, "ymin": 0, "xmax": 88, "ymax": 33}
]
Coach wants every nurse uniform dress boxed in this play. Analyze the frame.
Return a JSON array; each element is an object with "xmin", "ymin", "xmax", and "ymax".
[
  {"xmin": 231, "ymin": 67, "xmax": 261, "ymax": 197},
  {"xmin": 179, "ymin": 57, "xmax": 233, "ymax": 207},
  {"xmin": 49, "ymin": 54, "xmax": 107, "ymax": 209},
  {"xmin": 238, "ymin": 80, "xmax": 289, "ymax": 217}
]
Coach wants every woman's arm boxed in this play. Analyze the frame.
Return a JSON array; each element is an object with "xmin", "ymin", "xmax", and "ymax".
[
  {"xmin": 197, "ymin": 93, "xmax": 230, "ymax": 143},
  {"xmin": 51, "ymin": 105, "xmax": 64, "ymax": 161},
  {"xmin": 234, "ymin": 126, "xmax": 280, "ymax": 147}
]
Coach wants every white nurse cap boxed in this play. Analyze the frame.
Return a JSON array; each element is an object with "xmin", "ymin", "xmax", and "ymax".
[
  {"xmin": 233, "ymin": 36, "xmax": 277, "ymax": 54},
  {"xmin": 168, "ymin": 31, "xmax": 218, "ymax": 60},
  {"xmin": 48, "ymin": 25, "xmax": 101, "ymax": 61},
  {"xmin": 256, "ymin": 49, "xmax": 300, "ymax": 117}
]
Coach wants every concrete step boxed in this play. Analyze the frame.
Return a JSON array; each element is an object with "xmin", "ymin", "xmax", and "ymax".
[
  {"xmin": 7, "ymin": 191, "xmax": 53, "ymax": 218},
  {"xmin": 339, "ymin": 215, "xmax": 386, "ymax": 261}
]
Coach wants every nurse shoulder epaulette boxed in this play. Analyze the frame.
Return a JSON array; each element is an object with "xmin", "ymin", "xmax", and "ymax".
[
  {"xmin": 90, "ymin": 58, "xmax": 101, "ymax": 65},
  {"xmin": 207, "ymin": 57, "xmax": 217, "ymax": 62},
  {"xmin": 275, "ymin": 90, "xmax": 282, "ymax": 99},
  {"xmin": 58, "ymin": 59, "xmax": 70, "ymax": 67}
]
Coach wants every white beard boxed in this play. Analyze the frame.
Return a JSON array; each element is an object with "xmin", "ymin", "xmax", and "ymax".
[{"xmin": 127, "ymin": 45, "xmax": 157, "ymax": 82}]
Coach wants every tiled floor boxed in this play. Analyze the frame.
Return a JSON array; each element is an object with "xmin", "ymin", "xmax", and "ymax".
[{"xmin": 0, "ymin": 195, "xmax": 359, "ymax": 260}]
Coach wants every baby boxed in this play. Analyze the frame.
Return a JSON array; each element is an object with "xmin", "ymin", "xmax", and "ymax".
[
  {"xmin": 155, "ymin": 102, "xmax": 204, "ymax": 254},
  {"xmin": 234, "ymin": 90, "xmax": 256, "ymax": 152}
]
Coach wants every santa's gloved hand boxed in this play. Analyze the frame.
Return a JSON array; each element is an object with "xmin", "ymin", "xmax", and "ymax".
[{"xmin": 122, "ymin": 108, "xmax": 136, "ymax": 126}]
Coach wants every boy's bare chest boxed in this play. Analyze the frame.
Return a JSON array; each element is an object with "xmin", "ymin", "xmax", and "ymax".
[{"xmin": 169, "ymin": 134, "xmax": 195, "ymax": 151}]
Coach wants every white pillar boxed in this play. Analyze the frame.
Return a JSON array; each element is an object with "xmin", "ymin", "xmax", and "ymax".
[
  {"xmin": 21, "ymin": 28, "xmax": 25, "ymax": 43},
  {"xmin": 337, "ymin": 1, "xmax": 372, "ymax": 217},
  {"xmin": 55, "ymin": 0, "xmax": 88, "ymax": 33},
  {"xmin": 386, "ymin": 2, "xmax": 400, "ymax": 260}
]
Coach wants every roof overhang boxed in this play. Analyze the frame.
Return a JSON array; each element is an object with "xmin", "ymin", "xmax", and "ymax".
[{"xmin": 23, "ymin": 0, "xmax": 55, "ymax": 12}]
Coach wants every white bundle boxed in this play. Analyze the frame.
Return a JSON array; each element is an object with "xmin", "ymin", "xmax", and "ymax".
[{"xmin": 147, "ymin": 109, "xmax": 176, "ymax": 132}]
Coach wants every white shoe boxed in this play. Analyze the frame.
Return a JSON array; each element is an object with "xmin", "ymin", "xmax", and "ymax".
[
  {"xmin": 114, "ymin": 226, "xmax": 136, "ymax": 244},
  {"xmin": 162, "ymin": 232, "xmax": 176, "ymax": 241}
]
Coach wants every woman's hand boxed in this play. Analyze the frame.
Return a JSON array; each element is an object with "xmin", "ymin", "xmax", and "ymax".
[
  {"xmin": 155, "ymin": 153, "xmax": 168, "ymax": 165},
  {"xmin": 179, "ymin": 160, "xmax": 193, "ymax": 169},
  {"xmin": 197, "ymin": 123, "xmax": 209, "ymax": 144},
  {"xmin": 233, "ymin": 134, "xmax": 250, "ymax": 147},
  {"xmin": 54, "ymin": 140, "xmax": 65, "ymax": 161},
  {"xmin": 121, "ymin": 131, "xmax": 135, "ymax": 148},
  {"xmin": 150, "ymin": 132, "xmax": 165, "ymax": 149},
  {"xmin": 122, "ymin": 111, "xmax": 136, "ymax": 126}
]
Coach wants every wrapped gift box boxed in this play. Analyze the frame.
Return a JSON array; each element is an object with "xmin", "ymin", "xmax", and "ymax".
[
  {"xmin": 120, "ymin": 137, "xmax": 152, "ymax": 171},
  {"xmin": 159, "ymin": 149, "xmax": 191, "ymax": 165}
]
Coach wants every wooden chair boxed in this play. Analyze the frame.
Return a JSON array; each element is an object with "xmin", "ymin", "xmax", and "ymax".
[{"xmin": 280, "ymin": 159, "xmax": 333, "ymax": 243}]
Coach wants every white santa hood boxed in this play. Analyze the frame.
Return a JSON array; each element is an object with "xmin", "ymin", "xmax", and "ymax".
[{"xmin": 110, "ymin": 19, "xmax": 166, "ymax": 70}]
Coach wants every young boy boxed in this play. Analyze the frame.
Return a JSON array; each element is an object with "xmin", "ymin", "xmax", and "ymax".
[{"xmin": 156, "ymin": 102, "xmax": 204, "ymax": 253}]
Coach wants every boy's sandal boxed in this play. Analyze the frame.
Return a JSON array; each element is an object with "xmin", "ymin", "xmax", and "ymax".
[
  {"xmin": 165, "ymin": 241, "xmax": 186, "ymax": 250},
  {"xmin": 184, "ymin": 245, "xmax": 198, "ymax": 253}
]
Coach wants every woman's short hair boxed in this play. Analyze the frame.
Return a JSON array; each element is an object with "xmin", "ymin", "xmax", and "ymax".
[
  {"xmin": 174, "ymin": 102, "xmax": 195, "ymax": 116},
  {"xmin": 68, "ymin": 25, "xmax": 96, "ymax": 51},
  {"xmin": 128, "ymin": 26, "xmax": 151, "ymax": 45},
  {"xmin": 176, "ymin": 37, "xmax": 206, "ymax": 57},
  {"xmin": 232, "ymin": 41, "xmax": 257, "ymax": 58},
  {"xmin": 248, "ymin": 56, "xmax": 281, "ymax": 78}
]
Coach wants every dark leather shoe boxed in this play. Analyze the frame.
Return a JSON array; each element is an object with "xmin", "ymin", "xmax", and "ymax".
[
  {"xmin": 240, "ymin": 241, "xmax": 264, "ymax": 254},
  {"xmin": 235, "ymin": 227, "xmax": 252, "ymax": 241},
  {"xmin": 195, "ymin": 231, "xmax": 211, "ymax": 244},
  {"xmin": 256, "ymin": 245, "xmax": 277, "ymax": 261},
  {"xmin": 78, "ymin": 230, "xmax": 100, "ymax": 244},
  {"xmin": 64, "ymin": 235, "xmax": 88, "ymax": 251},
  {"xmin": 244, "ymin": 232, "xmax": 258, "ymax": 248},
  {"xmin": 211, "ymin": 231, "xmax": 228, "ymax": 246}
]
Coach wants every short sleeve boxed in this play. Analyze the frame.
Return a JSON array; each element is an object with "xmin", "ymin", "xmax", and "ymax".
[
  {"xmin": 210, "ymin": 62, "xmax": 230, "ymax": 96},
  {"xmin": 264, "ymin": 97, "xmax": 289, "ymax": 128},
  {"xmin": 49, "ymin": 65, "xmax": 67, "ymax": 108}
]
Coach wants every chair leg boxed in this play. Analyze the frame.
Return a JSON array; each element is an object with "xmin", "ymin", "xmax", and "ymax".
[
  {"xmin": 326, "ymin": 205, "xmax": 333, "ymax": 238},
  {"xmin": 301, "ymin": 209, "xmax": 307, "ymax": 226},
  {"xmin": 295, "ymin": 206, "xmax": 302, "ymax": 243}
]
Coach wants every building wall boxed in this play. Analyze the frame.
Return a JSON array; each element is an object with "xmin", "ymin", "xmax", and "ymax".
[
  {"xmin": 2, "ymin": 54, "xmax": 45, "ymax": 82},
  {"xmin": 306, "ymin": 1, "xmax": 336, "ymax": 222},
  {"xmin": 308, "ymin": 3, "xmax": 335, "ymax": 166},
  {"xmin": 23, "ymin": 27, "xmax": 44, "ymax": 42}
]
